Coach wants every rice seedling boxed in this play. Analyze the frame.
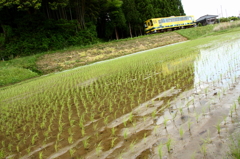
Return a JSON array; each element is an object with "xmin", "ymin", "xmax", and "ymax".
[
  {"xmin": 68, "ymin": 135, "xmax": 73, "ymax": 144},
  {"xmin": 152, "ymin": 110, "xmax": 157, "ymax": 119},
  {"xmin": 200, "ymin": 143, "xmax": 207, "ymax": 156},
  {"xmin": 153, "ymin": 125, "xmax": 159, "ymax": 136},
  {"xmin": 69, "ymin": 148, "xmax": 76, "ymax": 157},
  {"xmin": 81, "ymin": 128, "xmax": 86, "ymax": 137},
  {"xmin": 187, "ymin": 119, "xmax": 193, "ymax": 131},
  {"xmin": 228, "ymin": 133, "xmax": 240, "ymax": 158},
  {"xmin": 202, "ymin": 107, "xmax": 206, "ymax": 117},
  {"xmin": 123, "ymin": 118, "xmax": 128, "ymax": 127},
  {"xmin": 207, "ymin": 104, "xmax": 211, "ymax": 112},
  {"xmin": 158, "ymin": 143, "xmax": 163, "ymax": 159},
  {"xmin": 83, "ymin": 137, "xmax": 90, "ymax": 150},
  {"xmin": 163, "ymin": 116, "xmax": 169, "ymax": 129},
  {"xmin": 201, "ymin": 130, "xmax": 212, "ymax": 145},
  {"xmin": 171, "ymin": 111, "xmax": 178, "ymax": 121},
  {"xmin": 111, "ymin": 127, "xmax": 117, "ymax": 136},
  {"xmin": 128, "ymin": 112, "xmax": 133, "ymax": 122},
  {"xmin": 230, "ymin": 107, "xmax": 234, "ymax": 118},
  {"xmin": 179, "ymin": 106, "xmax": 183, "ymax": 116},
  {"xmin": 223, "ymin": 115, "xmax": 228, "ymax": 125},
  {"xmin": 215, "ymin": 122, "xmax": 221, "ymax": 135},
  {"xmin": 123, "ymin": 129, "xmax": 128, "ymax": 141},
  {"xmin": 54, "ymin": 142, "xmax": 59, "ymax": 152},
  {"xmin": 130, "ymin": 139, "xmax": 137, "ymax": 152},
  {"xmin": 195, "ymin": 112, "xmax": 200, "ymax": 123},
  {"xmin": 179, "ymin": 126, "xmax": 185, "ymax": 140},
  {"xmin": 166, "ymin": 137, "xmax": 173, "ymax": 153},
  {"xmin": 232, "ymin": 102, "xmax": 237, "ymax": 114},
  {"xmin": 191, "ymin": 151, "xmax": 196, "ymax": 159},
  {"xmin": 96, "ymin": 141, "xmax": 103, "ymax": 157},
  {"xmin": 111, "ymin": 138, "xmax": 117, "ymax": 148},
  {"xmin": 143, "ymin": 133, "xmax": 147, "ymax": 144},
  {"xmin": 39, "ymin": 151, "xmax": 44, "ymax": 159}
]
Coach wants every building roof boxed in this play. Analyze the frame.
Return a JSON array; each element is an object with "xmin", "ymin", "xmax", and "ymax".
[{"xmin": 196, "ymin": 15, "xmax": 218, "ymax": 22}]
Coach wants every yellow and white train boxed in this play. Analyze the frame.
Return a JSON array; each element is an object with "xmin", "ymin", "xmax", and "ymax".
[{"xmin": 144, "ymin": 15, "xmax": 196, "ymax": 34}]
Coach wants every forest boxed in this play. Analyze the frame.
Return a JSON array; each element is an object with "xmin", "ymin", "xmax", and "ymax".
[{"xmin": 0, "ymin": 0, "xmax": 185, "ymax": 60}]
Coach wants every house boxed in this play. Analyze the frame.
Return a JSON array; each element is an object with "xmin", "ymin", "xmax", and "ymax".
[{"xmin": 196, "ymin": 15, "xmax": 218, "ymax": 26}]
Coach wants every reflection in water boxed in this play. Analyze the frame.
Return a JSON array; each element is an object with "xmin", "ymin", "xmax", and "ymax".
[{"xmin": 194, "ymin": 39, "xmax": 240, "ymax": 88}]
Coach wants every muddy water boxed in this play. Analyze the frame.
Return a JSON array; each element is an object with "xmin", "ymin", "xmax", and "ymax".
[
  {"xmin": 114, "ymin": 39, "xmax": 240, "ymax": 159},
  {"xmin": 87, "ymin": 39, "xmax": 240, "ymax": 159},
  {"xmin": 13, "ymin": 39, "xmax": 240, "ymax": 159}
]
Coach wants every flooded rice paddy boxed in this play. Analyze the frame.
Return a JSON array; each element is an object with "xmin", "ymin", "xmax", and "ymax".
[{"xmin": 1, "ymin": 37, "xmax": 240, "ymax": 159}]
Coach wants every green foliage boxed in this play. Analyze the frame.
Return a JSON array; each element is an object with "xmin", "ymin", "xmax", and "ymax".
[
  {"xmin": 3, "ymin": 17, "xmax": 100, "ymax": 59},
  {"xmin": 0, "ymin": 0, "xmax": 187, "ymax": 58},
  {"xmin": 219, "ymin": 17, "xmax": 239, "ymax": 22}
]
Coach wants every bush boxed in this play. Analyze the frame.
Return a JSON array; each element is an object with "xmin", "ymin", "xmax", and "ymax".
[{"xmin": 2, "ymin": 15, "xmax": 100, "ymax": 59}]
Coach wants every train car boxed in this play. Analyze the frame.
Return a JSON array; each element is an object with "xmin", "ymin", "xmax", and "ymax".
[{"xmin": 144, "ymin": 15, "xmax": 196, "ymax": 34}]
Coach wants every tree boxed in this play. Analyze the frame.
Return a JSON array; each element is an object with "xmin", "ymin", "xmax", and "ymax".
[{"xmin": 122, "ymin": 0, "xmax": 139, "ymax": 38}]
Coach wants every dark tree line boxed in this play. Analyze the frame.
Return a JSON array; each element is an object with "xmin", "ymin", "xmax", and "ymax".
[{"xmin": 0, "ymin": 0, "xmax": 185, "ymax": 59}]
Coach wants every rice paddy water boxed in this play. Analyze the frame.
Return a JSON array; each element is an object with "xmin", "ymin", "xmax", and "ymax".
[{"xmin": 0, "ymin": 32, "xmax": 240, "ymax": 159}]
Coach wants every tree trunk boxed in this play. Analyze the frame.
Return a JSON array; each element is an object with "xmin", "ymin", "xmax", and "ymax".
[
  {"xmin": 1, "ymin": 25, "xmax": 9, "ymax": 44},
  {"xmin": 115, "ymin": 27, "xmax": 119, "ymax": 40},
  {"xmin": 129, "ymin": 22, "xmax": 132, "ymax": 38},
  {"xmin": 139, "ymin": 26, "xmax": 142, "ymax": 35},
  {"xmin": 75, "ymin": 0, "xmax": 86, "ymax": 29},
  {"xmin": 69, "ymin": 7, "xmax": 73, "ymax": 20}
]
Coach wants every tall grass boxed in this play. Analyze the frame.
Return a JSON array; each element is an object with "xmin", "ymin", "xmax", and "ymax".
[{"xmin": 213, "ymin": 21, "xmax": 240, "ymax": 32}]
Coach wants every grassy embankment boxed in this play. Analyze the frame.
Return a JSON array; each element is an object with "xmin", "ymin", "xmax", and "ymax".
[{"xmin": 0, "ymin": 21, "xmax": 240, "ymax": 87}]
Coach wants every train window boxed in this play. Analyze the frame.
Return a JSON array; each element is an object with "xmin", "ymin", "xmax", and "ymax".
[
  {"xmin": 144, "ymin": 22, "xmax": 147, "ymax": 28},
  {"xmin": 150, "ymin": 20, "xmax": 153, "ymax": 26},
  {"xmin": 158, "ymin": 20, "xmax": 161, "ymax": 24}
]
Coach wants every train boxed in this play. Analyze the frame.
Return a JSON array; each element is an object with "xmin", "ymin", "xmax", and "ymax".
[{"xmin": 144, "ymin": 15, "xmax": 196, "ymax": 34}]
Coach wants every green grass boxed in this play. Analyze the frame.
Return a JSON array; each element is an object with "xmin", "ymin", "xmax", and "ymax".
[
  {"xmin": 176, "ymin": 25, "xmax": 214, "ymax": 40},
  {"xmin": 0, "ymin": 66, "xmax": 39, "ymax": 86},
  {"xmin": 0, "ymin": 55, "xmax": 41, "ymax": 86},
  {"xmin": 176, "ymin": 21, "xmax": 240, "ymax": 40}
]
